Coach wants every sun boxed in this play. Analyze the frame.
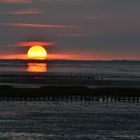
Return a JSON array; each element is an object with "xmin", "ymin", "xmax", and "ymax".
[{"xmin": 27, "ymin": 45, "xmax": 47, "ymax": 60}]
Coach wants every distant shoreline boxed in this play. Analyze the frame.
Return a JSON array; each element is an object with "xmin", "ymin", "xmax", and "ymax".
[{"xmin": 0, "ymin": 59, "xmax": 139, "ymax": 63}]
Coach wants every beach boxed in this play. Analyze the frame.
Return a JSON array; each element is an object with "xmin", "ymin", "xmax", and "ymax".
[
  {"xmin": 0, "ymin": 60, "xmax": 139, "ymax": 139},
  {"xmin": 0, "ymin": 99, "xmax": 140, "ymax": 139}
]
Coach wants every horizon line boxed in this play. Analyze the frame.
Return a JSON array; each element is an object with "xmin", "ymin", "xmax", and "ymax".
[{"xmin": 0, "ymin": 59, "xmax": 139, "ymax": 61}]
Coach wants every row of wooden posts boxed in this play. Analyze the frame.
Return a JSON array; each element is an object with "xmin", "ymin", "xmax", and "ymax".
[
  {"xmin": 0, "ymin": 73, "xmax": 104, "ymax": 80},
  {"xmin": 0, "ymin": 96, "xmax": 139, "ymax": 102}
]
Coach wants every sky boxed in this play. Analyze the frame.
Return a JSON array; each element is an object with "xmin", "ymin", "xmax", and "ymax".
[{"xmin": 0, "ymin": 0, "xmax": 140, "ymax": 60}]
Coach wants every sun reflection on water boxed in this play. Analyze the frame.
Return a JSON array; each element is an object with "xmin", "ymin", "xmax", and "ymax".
[{"xmin": 27, "ymin": 63, "xmax": 47, "ymax": 73}]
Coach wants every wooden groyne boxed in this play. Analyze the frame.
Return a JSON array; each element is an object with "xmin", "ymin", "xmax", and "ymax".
[
  {"xmin": 0, "ymin": 72, "xmax": 104, "ymax": 86},
  {"xmin": 0, "ymin": 95, "xmax": 140, "ymax": 102},
  {"xmin": 0, "ymin": 86, "xmax": 140, "ymax": 102},
  {"xmin": 0, "ymin": 72, "xmax": 139, "ymax": 87},
  {"xmin": 0, "ymin": 72, "xmax": 103, "ymax": 80}
]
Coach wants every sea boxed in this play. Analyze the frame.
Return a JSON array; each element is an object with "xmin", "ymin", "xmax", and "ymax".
[
  {"xmin": 0, "ymin": 60, "xmax": 139, "ymax": 139},
  {"xmin": 0, "ymin": 60, "xmax": 139, "ymax": 83},
  {"xmin": 0, "ymin": 60, "xmax": 139, "ymax": 75}
]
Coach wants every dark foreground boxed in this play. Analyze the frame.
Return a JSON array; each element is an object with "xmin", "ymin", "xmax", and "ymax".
[
  {"xmin": 0, "ymin": 99, "xmax": 140, "ymax": 139},
  {"xmin": 0, "ymin": 85, "xmax": 140, "ymax": 102},
  {"xmin": 0, "ymin": 86, "xmax": 140, "ymax": 139}
]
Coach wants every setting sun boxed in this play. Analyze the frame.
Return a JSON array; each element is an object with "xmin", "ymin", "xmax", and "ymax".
[{"xmin": 27, "ymin": 46, "xmax": 47, "ymax": 60}]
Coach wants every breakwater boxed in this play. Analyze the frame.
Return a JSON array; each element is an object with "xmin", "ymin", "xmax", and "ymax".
[
  {"xmin": 0, "ymin": 86, "xmax": 140, "ymax": 102},
  {"xmin": 0, "ymin": 95, "xmax": 140, "ymax": 102},
  {"xmin": 0, "ymin": 72, "xmax": 103, "ymax": 85},
  {"xmin": 0, "ymin": 72, "xmax": 139, "ymax": 87}
]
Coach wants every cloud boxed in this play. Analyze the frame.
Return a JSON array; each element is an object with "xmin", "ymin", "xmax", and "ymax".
[
  {"xmin": 0, "ymin": 0, "xmax": 32, "ymax": 4},
  {"xmin": 11, "ymin": 8, "xmax": 42, "ymax": 15},
  {"xmin": 83, "ymin": 14, "xmax": 140, "ymax": 35},
  {"xmin": 0, "ymin": 54, "xmax": 27, "ymax": 59},
  {"xmin": 85, "ymin": 16, "xmax": 97, "ymax": 20},
  {"xmin": 0, "ymin": 23, "xmax": 80, "ymax": 29},
  {"xmin": 17, "ymin": 41, "xmax": 55, "ymax": 47},
  {"xmin": 56, "ymin": 33, "xmax": 86, "ymax": 37},
  {"xmin": 0, "ymin": 8, "xmax": 42, "ymax": 15},
  {"xmin": 85, "ymin": 14, "xmax": 138, "ymax": 20},
  {"xmin": 41, "ymin": 0, "xmax": 110, "ymax": 2}
]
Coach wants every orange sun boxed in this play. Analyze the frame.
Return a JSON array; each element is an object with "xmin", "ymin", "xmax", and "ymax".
[{"xmin": 27, "ymin": 45, "xmax": 47, "ymax": 60}]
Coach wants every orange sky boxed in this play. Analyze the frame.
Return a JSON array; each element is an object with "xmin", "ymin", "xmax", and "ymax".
[{"xmin": 0, "ymin": 53, "xmax": 139, "ymax": 60}]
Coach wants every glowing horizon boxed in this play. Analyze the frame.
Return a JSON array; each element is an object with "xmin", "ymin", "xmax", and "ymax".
[{"xmin": 0, "ymin": 53, "xmax": 139, "ymax": 60}]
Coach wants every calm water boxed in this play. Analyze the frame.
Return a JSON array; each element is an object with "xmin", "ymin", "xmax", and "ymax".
[
  {"xmin": 0, "ymin": 60, "xmax": 139, "ymax": 82},
  {"xmin": 0, "ymin": 101, "xmax": 140, "ymax": 139},
  {"xmin": 0, "ymin": 60, "xmax": 140, "ymax": 75}
]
